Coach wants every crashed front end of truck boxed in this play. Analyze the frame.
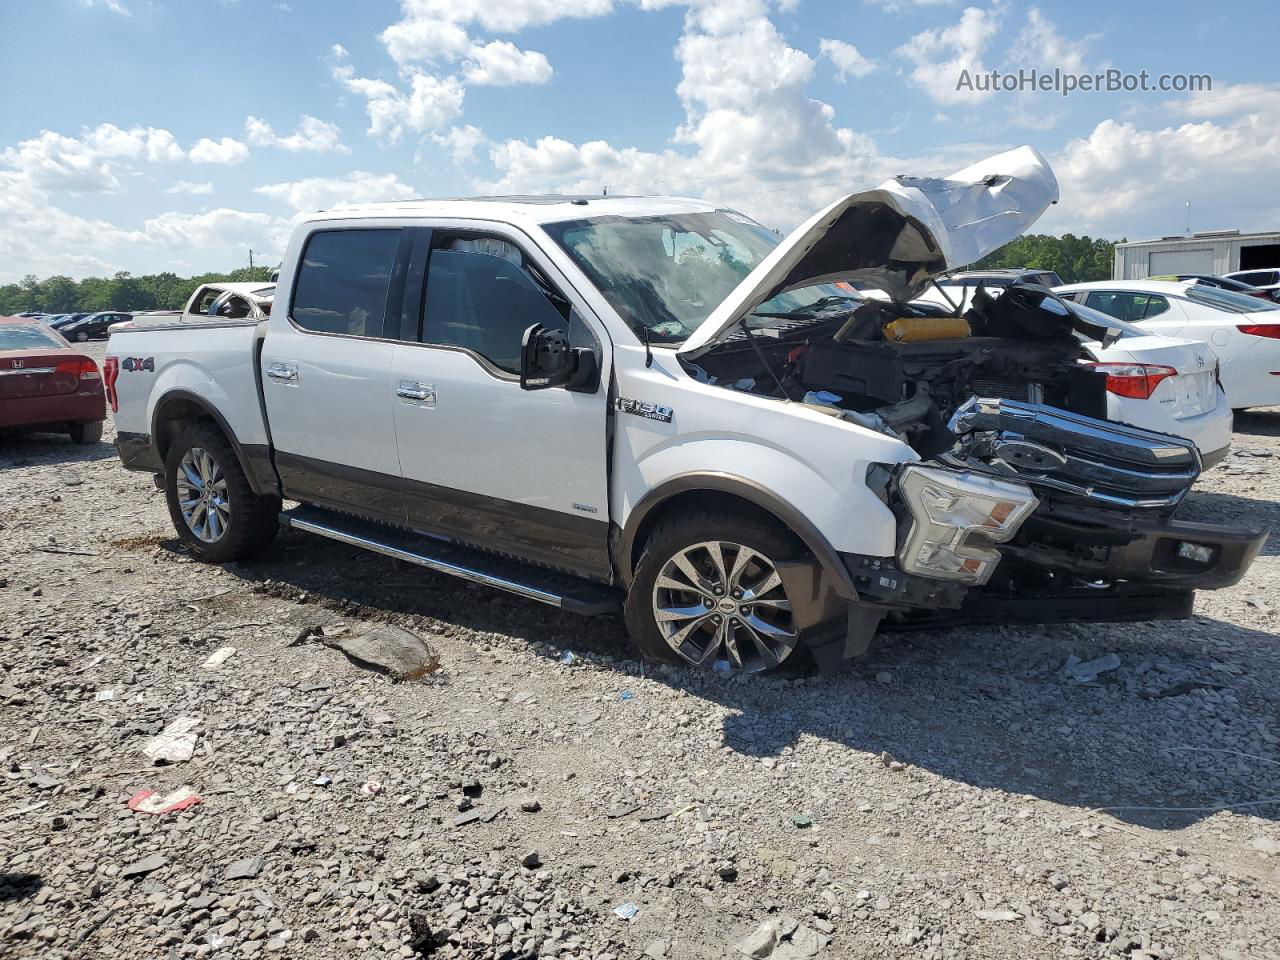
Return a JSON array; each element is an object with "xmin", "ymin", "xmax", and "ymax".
[{"xmin": 678, "ymin": 146, "xmax": 1266, "ymax": 666}]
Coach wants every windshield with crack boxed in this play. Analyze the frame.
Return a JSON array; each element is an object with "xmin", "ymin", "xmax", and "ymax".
[{"xmin": 543, "ymin": 211, "xmax": 852, "ymax": 344}]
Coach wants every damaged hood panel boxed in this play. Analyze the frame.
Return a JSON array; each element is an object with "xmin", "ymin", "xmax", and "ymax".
[{"xmin": 679, "ymin": 145, "xmax": 1059, "ymax": 358}]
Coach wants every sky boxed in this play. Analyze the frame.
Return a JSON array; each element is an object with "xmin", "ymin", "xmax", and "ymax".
[{"xmin": 1, "ymin": 0, "xmax": 1278, "ymax": 283}]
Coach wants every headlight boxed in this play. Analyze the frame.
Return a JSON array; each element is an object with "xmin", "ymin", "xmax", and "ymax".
[{"xmin": 897, "ymin": 465, "xmax": 1039, "ymax": 585}]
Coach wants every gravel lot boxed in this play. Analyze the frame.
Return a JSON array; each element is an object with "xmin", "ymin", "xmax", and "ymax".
[{"xmin": 3, "ymin": 341, "xmax": 1279, "ymax": 960}]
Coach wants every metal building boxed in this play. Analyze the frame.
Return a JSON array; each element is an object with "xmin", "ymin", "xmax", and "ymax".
[{"xmin": 1113, "ymin": 230, "xmax": 1280, "ymax": 280}]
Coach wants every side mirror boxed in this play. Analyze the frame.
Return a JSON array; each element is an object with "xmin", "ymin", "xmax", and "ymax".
[
  {"xmin": 521, "ymin": 324, "xmax": 575, "ymax": 390},
  {"xmin": 521, "ymin": 323, "xmax": 601, "ymax": 392}
]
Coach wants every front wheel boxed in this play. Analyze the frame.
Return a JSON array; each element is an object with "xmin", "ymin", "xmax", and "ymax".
[
  {"xmin": 163, "ymin": 424, "xmax": 280, "ymax": 562},
  {"xmin": 624, "ymin": 510, "xmax": 807, "ymax": 674}
]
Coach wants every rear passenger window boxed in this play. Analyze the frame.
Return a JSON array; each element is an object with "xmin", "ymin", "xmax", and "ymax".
[
  {"xmin": 292, "ymin": 229, "xmax": 401, "ymax": 337},
  {"xmin": 421, "ymin": 236, "xmax": 571, "ymax": 374},
  {"xmin": 1133, "ymin": 294, "xmax": 1168, "ymax": 319}
]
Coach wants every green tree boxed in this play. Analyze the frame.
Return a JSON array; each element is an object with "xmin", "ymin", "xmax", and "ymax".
[
  {"xmin": 38, "ymin": 275, "xmax": 78, "ymax": 312},
  {"xmin": 0, "ymin": 264, "xmax": 277, "ymax": 315},
  {"xmin": 970, "ymin": 234, "xmax": 1118, "ymax": 284}
]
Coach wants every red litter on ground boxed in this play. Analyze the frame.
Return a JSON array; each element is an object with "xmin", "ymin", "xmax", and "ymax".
[{"xmin": 128, "ymin": 787, "xmax": 202, "ymax": 815}]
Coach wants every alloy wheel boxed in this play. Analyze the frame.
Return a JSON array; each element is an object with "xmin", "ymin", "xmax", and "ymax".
[
  {"xmin": 652, "ymin": 540, "xmax": 797, "ymax": 672},
  {"xmin": 176, "ymin": 447, "xmax": 231, "ymax": 543}
]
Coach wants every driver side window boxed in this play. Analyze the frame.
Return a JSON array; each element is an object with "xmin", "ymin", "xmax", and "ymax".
[{"xmin": 421, "ymin": 234, "xmax": 579, "ymax": 375}]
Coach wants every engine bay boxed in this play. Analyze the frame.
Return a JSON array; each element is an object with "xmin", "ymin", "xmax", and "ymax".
[
  {"xmin": 687, "ymin": 282, "xmax": 1228, "ymax": 608},
  {"xmin": 689, "ymin": 283, "xmax": 1112, "ymax": 459}
]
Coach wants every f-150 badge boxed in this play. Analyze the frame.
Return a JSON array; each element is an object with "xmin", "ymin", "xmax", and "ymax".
[{"xmin": 616, "ymin": 397, "xmax": 673, "ymax": 423}]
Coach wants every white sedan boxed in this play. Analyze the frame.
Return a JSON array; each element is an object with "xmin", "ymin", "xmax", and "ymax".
[{"xmin": 1055, "ymin": 279, "xmax": 1280, "ymax": 410}]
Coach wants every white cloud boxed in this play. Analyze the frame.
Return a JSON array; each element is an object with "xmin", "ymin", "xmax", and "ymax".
[
  {"xmin": 330, "ymin": 43, "xmax": 349, "ymax": 60},
  {"xmin": 1011, "ymin": 7, "xmax": 1089, "ymax": 75},
  {"xmin": 141, "ymin": 207, "xmax": 283, "ymax": 250},
  {"xmin": 0, "ymin": 170, "xmax": 142, "ymax": 279},
  {"xmin": 255, "ymin": 171, "xmax": 418, "ymax": 213},
  {"xmin": 165, "ymin": 180, "xmax": 214, "ymax": 195},
  {"xmin": 895, "ymin": 5, "xmax": 1001, "ymax": 106},
  {"xmin": 482, "ymin": 0, "xmax": 905, "ymax": 229},
  {"xmin": 188, "ymin": 137, "xmax": 250, "ymax": 165},
  {"xmin": 463, "ymin": 40, "xmax": 553, "ymax": 86},
  {"xmin": 432, "ymin": 125, "xmax": 487, "ymax": 164},
  {"xmin": 333, "ymin": 64, "xmax": 464, "ymax": 143},
  {"xmin": 1045, "ymin": 113, "xmax": 1280, "ymax": 237},
  {"xmin": 819, "ymin": 38, "xmax": 876, "ymax": 81},
  {"xmin": 381, "ymin": 17, "xmax": 472, "ymax": 63},
  {"xmin": 380, "ymin": 0, "xmax": 612, "ymax": 64},
  {"xmin": 80, "ymin": 0, "xmax": 129, "ymax": 14},
  {"xmin": 1175, "ymin": 82, "xmax": 1280, "ymax": 119},
  {"xmin": 0, "ymin": 123, "xmax": 184, "ymax": 193},
  {"xmin": 245, "ymin": 115, "xmax": 350, "ymax": 154}
]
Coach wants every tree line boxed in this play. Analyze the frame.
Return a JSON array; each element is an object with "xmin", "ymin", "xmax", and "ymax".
[
  {"xmin": 970, "ymin": 233, "xmax": 1118, "ymax": 284},
  {"xmin": 0, "ymin": 267, "xmax": 275, "ymax": 316}
]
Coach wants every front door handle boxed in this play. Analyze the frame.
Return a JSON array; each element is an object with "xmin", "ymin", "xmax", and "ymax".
[
  {"xmin": 397, "ymin": 380, "xmax": 436, "ymax": 406},
  {"xmin": 266, "ymin": 361, "xmax": 298, "ymax": 382}
]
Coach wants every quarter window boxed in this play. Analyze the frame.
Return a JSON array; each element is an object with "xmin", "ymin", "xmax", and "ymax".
[
  {"xmin": 292, "ymin": 229, "xmax": 402, "ymax": 337},
  {"xmin": 421, "ymin": 236, "xmax": 572, "ymax": 374}
]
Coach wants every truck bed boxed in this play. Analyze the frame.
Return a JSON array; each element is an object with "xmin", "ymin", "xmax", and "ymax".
[{"xmin": 107, "ymin": 320, "xmax": 271, "ymax": 465}]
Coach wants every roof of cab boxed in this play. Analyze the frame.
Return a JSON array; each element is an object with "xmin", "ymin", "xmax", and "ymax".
[{"xmin": 302, "ymin": 195, "xmax": 723, "ymax": 227}]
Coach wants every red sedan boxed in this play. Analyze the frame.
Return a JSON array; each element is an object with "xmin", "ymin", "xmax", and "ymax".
[{"xmin": 0, "ymin": 317, "xmax": 106, "ymax": 443}]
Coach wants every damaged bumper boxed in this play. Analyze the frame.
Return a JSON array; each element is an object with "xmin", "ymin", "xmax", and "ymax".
[{"xmin": 802, "ymin": 398, "xmax": 1267, "ymax": 671}]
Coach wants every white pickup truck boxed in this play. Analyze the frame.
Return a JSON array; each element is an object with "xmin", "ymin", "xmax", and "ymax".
[{"xmin": 105, "ymin": 146, "xmax": 1265, "ymax": 674}]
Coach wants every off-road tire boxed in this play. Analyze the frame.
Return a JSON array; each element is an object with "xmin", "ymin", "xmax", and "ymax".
[
  {"xmin": 624, "ymin": 509, "xmax": 811, "ymax": 673},
  {"xmin": 164, "ymin": 424, "xmax": 280, "ymax": 562},
  {"xmin": 69, "ymin": 420, "xmax": 104, "ymax": 444}
]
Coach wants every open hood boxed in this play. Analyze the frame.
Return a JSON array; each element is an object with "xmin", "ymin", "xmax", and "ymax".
[{"xmin": 678, "ymin": 145, "xmax": 1059, "ymax": 358}]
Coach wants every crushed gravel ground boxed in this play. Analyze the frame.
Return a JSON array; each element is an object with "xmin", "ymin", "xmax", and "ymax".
[{"xmin": 2, "ymin": 342, "xmax": 1279, "ymax": 960}]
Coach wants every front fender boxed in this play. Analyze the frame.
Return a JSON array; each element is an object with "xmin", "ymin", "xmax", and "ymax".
[{"xmin": 615, "ymin": 436, "xmax": 904, "ymax": 598}]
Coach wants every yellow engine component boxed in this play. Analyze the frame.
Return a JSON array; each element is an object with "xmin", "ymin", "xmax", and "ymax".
[{"xmin": 883, "ymin": 315, "xmax": 971, "ymax": 343}]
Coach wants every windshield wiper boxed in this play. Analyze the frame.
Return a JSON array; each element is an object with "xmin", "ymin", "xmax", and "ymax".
[{"xmin": 751, "ymin": 295, "xmax": 862, "ymax": 321}]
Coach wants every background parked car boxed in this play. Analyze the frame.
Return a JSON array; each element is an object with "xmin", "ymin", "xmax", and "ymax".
[
  {"xmin": 49, "ymin": 312, "xmax": 90, "ymax": 329},
  {"xmin": 1149, "ymin": 273, "xmax": 1276, "ymax": 301},
  {"xmin": 58, "ymin": 311, "xmax": 133, "ymax": 341},
  {"xmin": 0, "ymin": 317, "xmax": 106, "ymax": 443},
  {"xmin": 1225, "ymin": 267, "xmax": 1280, "ymax": 290},
  {"xmin": 1055, "ymin": 279, "xmax": 1280, "ymax": 410}
]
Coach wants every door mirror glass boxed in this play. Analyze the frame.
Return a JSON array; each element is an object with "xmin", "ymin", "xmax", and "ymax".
[{"xmin": 520, "ymin": 324, "xmax": 575, "ymax": 390}]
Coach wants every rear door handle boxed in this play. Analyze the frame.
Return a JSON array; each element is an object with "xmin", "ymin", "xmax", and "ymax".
[
  {"xmin": 266, "ymin": 361, "xmax": 298, "ymax": 382},
  {"xmin": 397, "ymin": 380, "xmax": 436, "ymax": 406}
]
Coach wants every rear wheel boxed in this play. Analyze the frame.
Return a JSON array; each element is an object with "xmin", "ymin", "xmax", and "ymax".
[
  {"xmin": 624, "ymin": 510, "xmax": 806, "ymax": 674},
  {"xmin": 75, "ymin": 331, "xmax": 88, "ymax": 342},
  {"xmin": 69, "ymin": 420, "xmax": 103, "ymax": 444},
  {"xmin": 163, "ymin": 424, "xmax": 280, "ymax": 562}
]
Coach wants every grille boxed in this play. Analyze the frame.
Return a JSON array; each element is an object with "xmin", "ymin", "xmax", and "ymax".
[
  {"xmin": 949, "ymin": 397, "xmax": 1200, "ymax": 510},
  {"xmin": 968, "ymin": 377, "xmax": 1040, "ymax": 404}
]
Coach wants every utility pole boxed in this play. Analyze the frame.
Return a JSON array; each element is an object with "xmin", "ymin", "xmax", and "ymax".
[
  {"xmin": 249, "ymin": 248, "xmax": 256, "ymax": 270},
  {"xmin": 1184, "ymin": 201, "xmax": 1191, "ymax": 237}
]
